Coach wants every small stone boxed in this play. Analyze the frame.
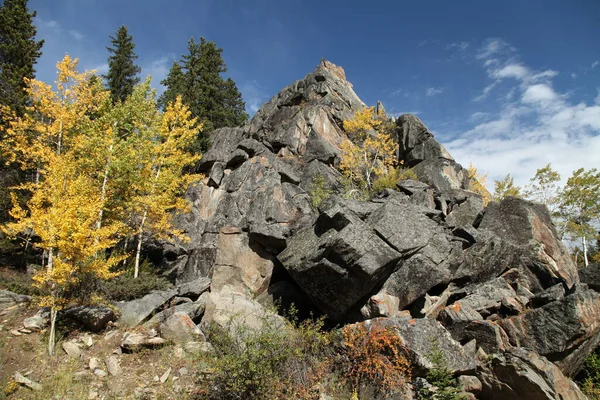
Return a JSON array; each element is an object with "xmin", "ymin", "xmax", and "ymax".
[
  {"xmin": 153, "ymin": 375, "xmax": 159, "ymax": 382},
  {"xmin": 89, "ymin": 357, "xmax": 100, "ymax": 370},
  {"xmin": 62, "ymin": 342, "xmax": 82, "ymax": 359},
  {"xmin": 174, "ymin": 346, "xmax": 184, "ymax": 358},
  {"xmin": 81, "ymin": 334, "xmax": 93, "ymax": 348},
  {"xmin": 14, "ymin": 372, "xmax": 42, "ymax": 391},
  {"xmin": 184, "ymin": 341, "xmax": 213, "ymax": 354},
  {"xmin": 160, "ymin": 367, "xmax": 171, "ymax": 383},
  {"xmin": 88, "ymin": 389, "xmax": 99, "ymax": 400},
  {"xmin": 94, "ymin": 369, "xmax": 107, "ymax": 377},
  {"xmin": 147, "ymin": 328, "xmax": 158, "ymax": 338},
  {"xmin": 104, "ymin": 330, "xmax": 120, "ymax": 341},
  {"xmin": 19, "ymin": 328, "xmax": 32, "ymax": 334},
  {"xmin": 23, "ymin": 313, "xmax": 47, "ymax": 331},
  {"xmin": 147, "ymin": 337, "xmax": 167, "ymax": 347},
  {"xmin": 178, "ymin": 367, "xmax": 189, "ymax": 377},
  {"xmin": 10, "ymin": 329, "xmax": 22, "ymax": 336},
  {"xmin": 105, "ymin": 355, "xmax": 121, "ymax": 376},
  {"xmin": 458, "ymin": 375, "xmax": 482, "ymax": 394}
]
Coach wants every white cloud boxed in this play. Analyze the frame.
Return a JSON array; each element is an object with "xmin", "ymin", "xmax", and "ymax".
[
  {"xmin": 445, "ymin": 42, "xmax": 469, "ymax": 52},
  {"xmin": 426, "ymin": 87, "xmax": 443, "ymax": 96},
  {"xmin": 473, "ymin": 81, "xmax": 499, "ymax": 101},
  {"xmin": 444, "ymin": 39, "xmax": 600, "ymax": 191},
  {"xmin": 492, "ymin": 63, "xmax": 530, "ymax": 80},
  {"xmin": 592, "ymin": 60, "xmax": 599, "ymax": 69},
  {"xmin": 469, "ymin": 112, "xmax": 489, "ymax": 121},
  {"xmin": 142, "ymin": 56, "xmax": 175, "ymax": 95},
  {"xmin": 571, "ymin": 73, "xmax": 578, "ymax": 79},
  {"xmin": 521, "ymin": 84, "xmax": 559, "ymax": 104},
  {"xmin": 68, "ymin": 29, "xmax": 85, "ymax": 42},
  {"xmin": 240, "ymin": 80, "xmax": 269, "ymax": 115},
  {"xmin": 476, "ymin": 38, "xmax": 511, "ymax": 60},
  {"xmin": 91, "ymin": 63, "xmax": 109, "ymax": 76}
]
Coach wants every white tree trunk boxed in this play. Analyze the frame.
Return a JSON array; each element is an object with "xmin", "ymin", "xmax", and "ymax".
[
  {"xmin": 133, "ymin": 211, "xmax": 147, "ymax": 279},
  {"xmin": 583, "ymin": 236, "xmax": 589, "ymax": 268},
  {"xmin": 48, "ymin": 307, "xmax": 57, "ymax": 355},
  {"xmin": 47, "ymin": 248, "xmax": 57, "ymax": 355}
]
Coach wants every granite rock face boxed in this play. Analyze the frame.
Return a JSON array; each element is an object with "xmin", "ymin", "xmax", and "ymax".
[{"xmin": 134, "ymin": 60, "xmax": 598, "ymax": 397}]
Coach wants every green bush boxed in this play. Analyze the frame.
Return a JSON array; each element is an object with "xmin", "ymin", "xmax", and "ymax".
[
  {"xmin": 340, "ymin": 167, "xmax": 419, "ymax": 201},
  {"xmin": 308, "ymin": 174, "xmax": 334, "ymax": 209},
  {"xmin": 370, "ymin": 167, "xmax": 418, "ymax": 195},
  {"xmin": 194, "ymin": 309, "xmax": 333, "ymax": 400},
  {"xmin": 0, "ymin": 266, "xmax": 45, "ymax": 297},
  {"xmin": 100, "ymin": 259, "xmax": 172, "ymax": 301},
  {"xmin": 417, "ymin": 339, "xmax": 466, "ymax": 400},
  {"xmin": 581, "ymin": 352, "xmax": 600, "ymax": 399}
]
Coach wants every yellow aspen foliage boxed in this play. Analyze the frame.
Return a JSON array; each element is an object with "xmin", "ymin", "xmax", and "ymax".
[
  {"xmin": 0, "ymin": 55, "xmax": 202, "ymax": 353},
  {"xmin": 128, "ymin": 95, "xmax": 203, "ymax": 278},
  {"xmin": 0, "ymin": 56, "xmax": 122, "ymax": 354},
  {"xmin": 339, "ymin": 107, "xmax": 397, "ymax": 197},
  {"xmin": 467, "ymin": 163, "xmax": 492, "ymax": 205}
]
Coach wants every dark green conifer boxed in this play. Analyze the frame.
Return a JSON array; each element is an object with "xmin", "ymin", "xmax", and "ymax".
[
  {"xmin": 0, "ymin": 0, "xmax": 44, "ymax": 118},
  {"xmin": 104, "ymin": 25, "xmax": 141, "ymax": 104},
  {"xmin": 159, "ymin": 37, "xmax": 248, "ymax": 152}
]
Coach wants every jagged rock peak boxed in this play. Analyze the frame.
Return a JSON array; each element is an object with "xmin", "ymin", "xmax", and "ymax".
[
  {"xmin": 316, "ymin": 58, "xmax": 348, "ymax": 81},
  {"xmin": 247, "ymin": 59, "xmax": 365, "ymax": 161}
]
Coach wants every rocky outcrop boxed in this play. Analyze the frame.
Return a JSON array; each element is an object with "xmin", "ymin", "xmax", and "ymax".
[{"xmin": 138, "ymin": 59, "xmax": 599, "ymax": 397}]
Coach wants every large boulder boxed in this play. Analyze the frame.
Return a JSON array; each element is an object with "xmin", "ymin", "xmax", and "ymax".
[
  {"xmin": 116, "ymin": 289, "xmax": 178, "ymax": 327},
  {"xmin": 395, "ymin": 114, "xmax": 455, "ymax": 166},
  {"xmin": 479, "ymin": 197, "xmax": 579, "ymax": 290},
  {"xmin": 477, "ymin": 348, "xmax": 587, "ymax": 400},
  {"xmin": 0, "ymin": 290, "xmax": 31, "ymax": 309},
  {"xmin": 202, "ymin": 290, "xmax": 287, "ymax": 338},
  {"xmin": 278, "ymin": 199, "xmax": 401, "ymax": 320},
  {"xmin": 62, "ymin": 306, "xmax": 117, "ymax": 333},
  {"xmin": 498, "ymin": 288, "xmax": 600, "ymax": 377},
  {"xmin": 358, "ymin": 317, "xmax": 477, "ymax": 376},
  {"xmin": 211, "ymin": 228, "xmax": 275, "ymax": 296}
]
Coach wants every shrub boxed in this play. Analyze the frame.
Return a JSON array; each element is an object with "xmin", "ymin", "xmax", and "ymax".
[
  {"xmin": 339, "ymin": 107, "xmax": 398, "ymax": 196},
  {"xmin": 308, "ymin": 174, "xmax": 334, "ymax": 209},
  {"xmin": 194, "ymin": 310, "xmax": 332, "ymax": 400},
  {"xmin": 417, "ymin": 339, "xmax": 466, "ymax": 400},
  {"xmin": 581, "ymin": 352, "xmax": 600, "ymax": 399},
  {"xmin": 0, "ymin": 266, "xmax": 45, "ymax": 296},
  {"xmin": 100, "ymin": 259, "xmax": 172, "ymax": 301},
  {"xmin": 370, "ymin": 166, "xmax": 418, "ymax": 195},
  {"xmin": 337, "ymin": 323, "xmax": 412, "ymax": 398}
]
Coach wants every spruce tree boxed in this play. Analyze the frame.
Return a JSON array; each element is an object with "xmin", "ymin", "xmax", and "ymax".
[
  {"xmin": 0, "ymin": 0, "xmax": 44, "ymax": 118},
  {"xmin": 104, "ymin": 25, "xmax": 141, "ymax": 104},
  {"xmin": 159, "ymin": 37, "xmax": 247, "ymax": 152}
]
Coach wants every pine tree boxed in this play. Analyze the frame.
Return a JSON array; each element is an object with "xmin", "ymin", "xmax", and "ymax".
[
  {"xmin": 103, "ymin": 25, "xmax": 141, "ymax": 104},
  {"xmin": 159, "ymin": 37, "xmax": 247, "ymax": 152},
  {"xmin": 0, "ymin": 0, "xmax": 44, "ymax": 119}
]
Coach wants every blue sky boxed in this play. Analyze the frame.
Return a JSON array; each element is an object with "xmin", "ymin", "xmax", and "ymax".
[{"xmin": 27, "ymin": 0, "xmax": 600, "ymax": 189}]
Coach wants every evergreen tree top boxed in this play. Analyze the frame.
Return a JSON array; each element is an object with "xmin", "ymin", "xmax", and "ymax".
[
  {"xmin": 103, "ymin": 25, "xmax": 141, "ymax": 104},
  {"xmin": 158, "ymin": 36, "xmax": 247, "ymax": 153},
  {"xmin": 0, "ymin": 0, "xmax": 44, "ymax": 117}
]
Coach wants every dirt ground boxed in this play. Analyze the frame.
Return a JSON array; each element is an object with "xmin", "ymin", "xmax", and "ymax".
[{"xmin": 0, "ymin": 303, "xmax": 206, "ymax": 400}]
